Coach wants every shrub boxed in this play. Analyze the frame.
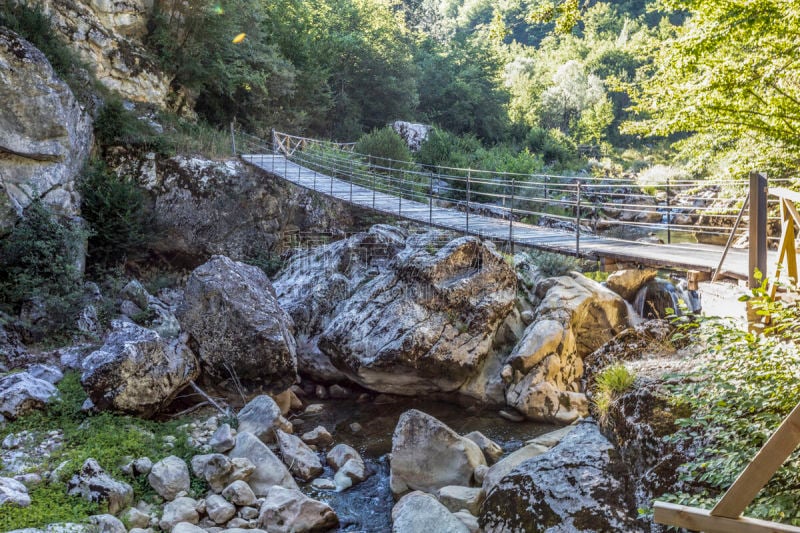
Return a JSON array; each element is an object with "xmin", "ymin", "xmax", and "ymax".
[
  {"xmin": 525, "ymin": 249, "xmax": 583, "ymax": 277},
  {"xmin": 93, "ymin": 99, "xmax": 163, "ymax": 149},
  {"xmin": 0, "ymin": 200, "xmax": 86, "ymax": 341},
  {"xmin": 662, "ymin": 280, "xmax": 800, "ymax": 524},
  {"xmin": 79, "ymin": 160, "xmax": 156, "ymax": 268},
  {"xmin": 355, "ymin": 126, "xmax": 413, "ymax": 168},
  {"xmin": 526, "ymin": 127, "xmax": 577, "ymax": 166}
]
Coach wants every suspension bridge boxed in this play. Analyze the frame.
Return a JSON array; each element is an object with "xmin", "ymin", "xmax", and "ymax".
[{"xmin": 235, "ymin": 130, "xmax": 793, "ymax": 284}]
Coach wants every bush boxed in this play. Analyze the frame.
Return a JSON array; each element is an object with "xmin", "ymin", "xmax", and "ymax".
[
  {"xmin": 526, "ymin": 127, "xmax": 577, "ymax": 166},
  {"xmin": 93, "ymin": 99, "xmax": 164, "ymax": 149},
  {"xmin": 355, "ymin": 126, "xmax": 413, "ymax": 168},
  {"xmin": 525, "ymin": 249, "xmax": 583, "ymax": 277},
  {"xmin": 79, "ymin": 160, "xmax": 156, "ymax": 267},
  {"xmin": 662, "ymin": 281, "xmax": 800, "ymax": 524},
  {"xmin": 0, "ymin": 200, "xmax": 86, "ymax": 341},
  {"xmin": 592, "ymin": 363, "xmax": 635, "ymax": 421}
]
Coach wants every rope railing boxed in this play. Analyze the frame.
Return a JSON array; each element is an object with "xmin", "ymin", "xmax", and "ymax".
[{"xmin": 235, "ymin": 128, "xmax": 789, "ymax": 246}]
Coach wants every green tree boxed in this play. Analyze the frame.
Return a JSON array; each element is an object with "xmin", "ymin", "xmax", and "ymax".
[{"xmin": 625, "ymin": 0, "xmax": 800, "ymax": 170}]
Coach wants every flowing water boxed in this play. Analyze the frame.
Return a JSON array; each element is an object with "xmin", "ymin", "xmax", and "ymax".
[{"xmin": 290, "ymin": 396, "xmax": 557, "ymax": 532}]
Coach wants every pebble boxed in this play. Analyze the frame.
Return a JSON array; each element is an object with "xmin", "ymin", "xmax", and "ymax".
[{"xmin": 311, "ymin": 478, "xmax": 336, "ymax": 490}]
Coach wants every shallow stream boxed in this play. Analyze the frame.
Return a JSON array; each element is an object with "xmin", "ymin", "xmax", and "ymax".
[{"xmin": 289, "ymin": 396, "xmax": 556, "ymax": 532}]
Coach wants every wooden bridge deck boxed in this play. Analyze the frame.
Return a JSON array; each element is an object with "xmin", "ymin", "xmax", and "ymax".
[{"xmin": 243, "ymin": 153, "xmax": 769, "ymax": 280}]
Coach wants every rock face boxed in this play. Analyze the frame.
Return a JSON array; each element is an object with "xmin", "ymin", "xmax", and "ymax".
[
  {"xmin": 479, "ymin": 421, "xmax": 642, "ymax": 533},
  {"xmin": 178, "ymin": 256, "xmax": 297, "ymax": 393},
  {"xmin": 276, "ymin": 227, "xmax": 517, "ymax": 397},
  {"xmin": 392, "ymin": 491, "xmax": 469, "ymax": 533},
  {"xmin": 0, "ymin": 372, "xmax": 60, "ymax": 420},
  {"xmin": 0, "ymin": 28, "xmax": 92, "ymax": 235},
  {"xmin": 25, "ymin": 0, "xmax": 170, "ymax": 105},
  {"xmin": 80, "ymin": 321, "xmax": 199, "ymax": 417},
  {"xmin": 392, "ymin": 121, "xmax": 431, "ymax": 152},
  {"xmin": 504, "ymin": 273, "xmax": 629, "ymax": 423},
  {"xmin": 112, "ymin": 154, "xmax": 354, "ymax": 264},
  {"xmin": 390, "ymin": 410, "xmax": 486, "ymax": 495}
]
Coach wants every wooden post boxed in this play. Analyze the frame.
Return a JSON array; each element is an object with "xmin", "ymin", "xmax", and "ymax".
[
  {"xmin": 666, "ymin": 177, "xmax": 672, "ymax": 244},
  {"xmin": 230, "ymin": 122, "xmax": 236, "ymax": 155},
  {"xmin": 576, "ymin": 180, "xmax": 582, "ymax": 255},
  {"xmin": 749, "ymin": 171, "xmax": 768, "ymax": 288}
]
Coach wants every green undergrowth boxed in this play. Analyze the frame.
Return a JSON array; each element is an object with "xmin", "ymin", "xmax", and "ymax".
[
  {"xmin": 592, "ymin": 363, "xmax": 636, "ymax": 421},
  {"xmin": 0, "ymin": 373, "xmax": 197, "ymax": 530},
  {"xmin": 661, "ymin": 279, "xmax": 800, "ymax": 525}
]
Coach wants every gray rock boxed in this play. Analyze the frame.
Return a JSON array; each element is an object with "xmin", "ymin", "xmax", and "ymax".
[
  {"xmin": 221, "ymin": 480, "xmax": 256, "ymax": 507},
  {"xmin": 437, "ymin": 485, "xmax": 483, "ymax": 515},
  {"xmin": 276, "ymin": 430, "xmax": 323, "ymax": 481},
  {"xmin": 390, "ymin": 410, "xmax": 486, "ymax": 495},
  {"xmin": 88, "ymin": 514, "xmax": 126, "ymax": 533},
  {"xmin": 177, "ymin": 256, "xmax": 298, "ymax": 394},
  {"xmin": 479, "ymin": 421, "xmax": 643, "ymax": 532},
  {"xmin": 159, "ymin": 497, "xmax": 199, "ymax": 531},
  {"xmin": 148, "ymin": 456, "xmax": 190, "ymax": 501},
  {"xmin": 463, "ymin": 431, "xmax": 503, "ymax": 464},
  {"xmin": 206, "ymin": 494, "xmax": 236, "ymax": 525},
  {"xmin": 452, "ymin": 510, "xmax": 480, "ymax": 533},
  {"xmin": 0, "ymin": 476, "xmax": 30, "ymax": 507},
  {"xmin": 26, "ymin": 364, "xmax": 63, "ymax": 385},
  {"xmin": 311, "ymin": 478, "xmax": 336, "ymax": 490},
  {"xmin": 237, "ymin": 395, "xmax": 292, "ymax": 444},
  {"xmin": 208, "ymin": 423, "xmax": 236, "ymax": 453},
  {"xmin": 190, "ymin": 454, "xmax": 254, "ymax": 493},
  {"xmin": 121, "ymin": 507, "xmax": 150, "ymax": 529},
  {"xmin": 481, "ymin": 442, "xmax": 550, "ymax": 495},
  {"xmin": 0, "ymin": 28, "xmax": 92, "ymax": 235},
  {"xmin": 67, "ymin": 459, "xmax": 133, "ymax": 514},
  {"xmin": 80, "ymin": 321, "xmax": 198, "ymax": 417},
  {"xmin": 0, "ymin": 372, "xmax": 59, "ymax": 420},
  {"xmin": 391, "ymin": 491, "xmax": 469, "ymax": 533},
  {"xmin": 170, "ymin": 524, "xmax": 205, "ymax": 533},
  {"xmin": 316, "ymin": 234, "xmax": 517, "ymax": 396},
  {"xmin": 300, "ymin": 426, "xmax": 333, "ymax": 448},
  {"xmin": 227, "ymin": 432, "xmax": 297, "ymax": 495},
  {"xmin": 257, "ymin": 486, "xmax": 338, "ymax": 532},
  {"xmin": 238, "ymin": 506, "xmax": 259, "ymax": 520},
  {"xmin": 325, "ymin": 443, "xmax": 361, "ymax": 471}
]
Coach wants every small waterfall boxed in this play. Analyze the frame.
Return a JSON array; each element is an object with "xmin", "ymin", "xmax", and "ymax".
[{"xmin": 633, "ymin": 278, "xmax": 701, "ymax": 319}]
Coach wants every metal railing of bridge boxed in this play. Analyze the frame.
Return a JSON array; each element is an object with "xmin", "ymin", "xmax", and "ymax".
[{"xmin": 233, "ymin": 129, "xmax": 795, "ymax": 251}]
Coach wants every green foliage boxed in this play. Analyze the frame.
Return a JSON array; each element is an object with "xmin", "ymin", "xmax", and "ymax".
[
  {"xmin": 0, "ymin": 373, "xmax": 199, "ymax": 530},
  {"xmin": 593, "ymin": 363, "xmax": 635, "ymax": 420},
  {"xmin": 79, "ymin": 160, "xmax": 155, "ymax": 268},
  {"xmin": 663, "ymin": 281, "xmax": 800, "ymax": 524},
  {"xmin": 355, "ymin": 127, "xmax": 414, "ymax": 167},
  {"xmin": 93, "ymin": 99, "xmax": 163, "ymax": 149},
  {"xmin": 0, "ymin": 200, "xmax": 86, "ymax": 341},
  {"xmin": 525, "ymin": 249, "xmax": 582, "ymax": 277}
]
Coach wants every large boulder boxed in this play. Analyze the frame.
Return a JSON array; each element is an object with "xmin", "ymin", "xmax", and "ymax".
[
  {"xmin": 504, "ymin": 273, "xmax": 629, "ymax": 423},
  {"xmin": 479, "ymin": 421, "xmax": 643, "ymax": 532},
  {"xmin": 0, "ymin": 28, "xmax": 92, "ymax": 235},
  {"xmin": 295, "ymin": 230, "xmax": 517, "ymax": 396},
  {"xmin": 178, "ymin": 256, "xmax": 297, "ymax": 393},
  {"xmin": 276, "ymin": 430, "xmax": 323, "ymax": 481},
  {"xmin": 0, "ymin": 372, "xmax": 59, "ymax": 420},
  {"xmin": 227, "ymin": 432, "xmax": 298, "ymax": 495},
  {"xmin": 80, "ymin": 321, "xmax": 199, "ymax": 417},
  {"xmin": 148, "ymin": 456, "xmax": 190, "ymax": 501},
  {"xmin": 237, "ymin": 395, "xmax": 292, "ymax": 443},
  {"xmin": 391, "ymin": 491, "xmax": 469, "ymax": 533},
  {"xmin": 257, "ymin": 486, "xmax": 339, "ymax": 532},
  {"xmin": 0, "ymin": 477, "xmax": 30, "ymax": 507},
  {"xmin": 604, "ymin": 269, "xmax": 658, "ymax": 302},
  {"xmin": 390, "ymin": 410, "xmax": 486, "ymax": 496}
]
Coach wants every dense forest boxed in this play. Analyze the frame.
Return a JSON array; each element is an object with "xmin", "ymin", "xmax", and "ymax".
[{"xmin": 136, "ymin": 0, "xmax": 799, "ymax": 181}]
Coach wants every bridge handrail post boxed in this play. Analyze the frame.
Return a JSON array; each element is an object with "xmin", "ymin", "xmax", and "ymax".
[
  {"xmin": 429, "ymin": 172, "xmax": 434, "ymax": 226},
  {"xmin": 576, "ymin": 180, "xmax": 582, "ymax": 255},
  {"xmin": 349, "ymin": 158, "xmax": 353, "ymax": 202},
  {"xmin": 466, "ymin": 169, "xmax": 471, "ymax": 233},
  {"xmin": 230, "ymin": 121, "xmax": 237, "ymax": 156},
  {"xmin": 509, "ymin": 178, "xmax": 515, "ymax": 253},
  {"xmin": 667, "ymin": 177, "xmax": 672, "ymax": 244}
]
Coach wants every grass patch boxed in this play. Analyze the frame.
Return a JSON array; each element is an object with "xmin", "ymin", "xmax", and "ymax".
[
  {"xmin": 0, "ymin": 373, "xmax": 198, "ymax": 530},
  {"xmin": 592, "ymin": 363, "xmax": 635, "ymax": 421}
]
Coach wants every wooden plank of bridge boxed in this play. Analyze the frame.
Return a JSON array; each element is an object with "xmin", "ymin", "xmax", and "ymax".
[
  {"xmin": 242, "ymin": 153, "xmax": 767, "ymax": 280},
  {"xmin": 653, "ymin": 502, "xmax": 800, "ymax": 533}
]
